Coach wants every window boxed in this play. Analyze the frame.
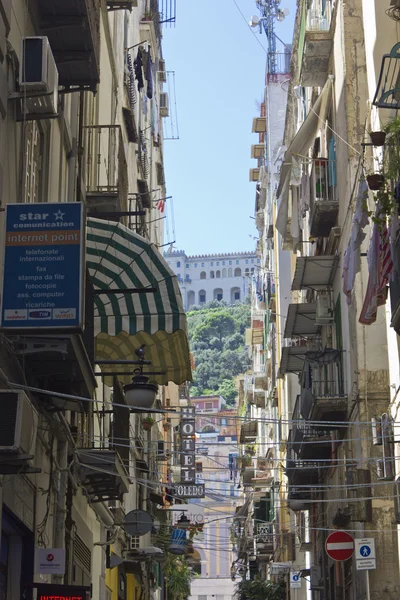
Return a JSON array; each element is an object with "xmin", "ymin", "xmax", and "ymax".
[
  {"xmin": 228, "ymin": 268, "xmax": 232, "ymax": 277},
  {"xmin": 205, "ymin": 402, "xmax": 213, "ymax": 410},
  {"xmin": 220, "ymin": 418, "xmax": 227, "ymax": 425},
  {"xmin": 214, "ymin": 288, "xmax": 223, "ymax": 301},
  {"xmin": 234, "ymin": 291, "xmax": 240, "ymax": 300},
  {"xmin": 186, "ymin": 263, "xmax": 189, "ymax": 268},
  {"xmin": 195, "ymin": 263, "xmax": 198, "ymax": 268},
  {"xmin": 222, "ymin": 268, "xmax": 226, "ymax": 277},
  {"xmin": 177, "ymin": 261, "xmax": 181, "ymax": 267},
  {"xmin": 222, "ymin": 261, "xmax": 225, "ymax": 265},
  {"xmin": 229, "ymin": 260, "xmax": 232, "ymax": 265},
  {"xmin": 246, "ymin": 259, "xmax": 249, "ymax": 264},
  {"xmin": 210, "ymin": 271, "xmax": 215, "ymax": 278},
  {"xmin": 251, "ymin": 259, "xmax": 254, "ymax": 263},
  {"xmin": 199, "ymin": 290, "xmax": 206, "ymax": 303},
  {"xmin": 251, "ymin": 267, "xmax": 255, "ymax": 274},
  {"xmin": 196, "ymin": 462, "xmax": 203, "ymax": 473},
  {"xmin": 216, "ymin": 261, "xmax": 219, "ymax": 266},
  {"xmin": 201, "ymin": 262, "xmax": 204, "ymax": 267},
  {"xmin": 217, "ymin": 293, "xmax": 223, "ymax": 301},
  {"xmin": 200, "ymin": 271, "xmax": 206, "ymax": 279},
  {"xmin": 198, "ymin": 595, "xmax": 207, "ymax": 600},
  {"xmin": 210, "ymin": 262, "xmax": 214, "ymax": 266},
  {"xmin": 236, "ymin": 260, "xmax": 239, "ymax": 264},
  {"xmin": 185, "ymin": 274, "xmax": 190, "ymax": 281},
  {"xmin": 234, "ymin": 267, "xmax": 241, "ymax": 277},
  {"xmin": 245, "ymin": 268, "xmax": 250, "ymax": 276},
  {"xmin": 216, "ymin": 270, "xmax": 221, "ymax": 278},
  {"xmin": 257, "ymin": 259, "xmax": 260, "ymax": 263}
]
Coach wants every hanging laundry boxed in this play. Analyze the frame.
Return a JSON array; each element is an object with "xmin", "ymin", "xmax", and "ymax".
[
  {"xmin": 155, "ymin": 199, "xmax": 165, "ymax": 213},
  {"xmin": 328, "ymin": 137, "xmax": 337, "ymax": 187},
  {"xmin": 342, "ymin": 177, "xmax": 369, "ymax": 305},
  {"xmin": 290, "ymin": 156, "xmax": 302, "ymax": 186},
  {"xmin": 134, "ymin": 47, "xmax": 144, "ymax": 90},
  {"xmin": 146, "ymin": 50, "xmax": 154, "ymax": 99},
  {"xmin": 359, "ymin": 207, "xmax": 393, "ymax": 325},
  {"xmin": 290, "ymin": 186, "xmax": 300, "ymax": 241}
]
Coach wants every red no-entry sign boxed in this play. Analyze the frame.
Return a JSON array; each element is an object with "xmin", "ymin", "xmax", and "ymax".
[{"xmin": 326, "ymin": 531, "xmax": 355, "ymax": 561}]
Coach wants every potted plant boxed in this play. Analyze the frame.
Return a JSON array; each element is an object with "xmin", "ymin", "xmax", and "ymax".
[
  {"xmin": 366, "ymin": 173, "xmax": 385, "ymax": 190},
  {"xmin": 245, "ymin": 444, "xmax": 256, "ymax": 456},
  {"xmin": 142, "ymin": 416, "xmax": 155, "ymax": 431},
  {"xmin": 369, "ymin": 131, "xmax": 386, "ymax": 146}
]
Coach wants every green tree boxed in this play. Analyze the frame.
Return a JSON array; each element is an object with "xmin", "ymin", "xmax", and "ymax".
[
  {"xmin": 192, "ymin": 311, "xmax": 236, "ymax": 346},
  {"xmin": 164, "ymin": 554, "xmax": 192, "ymax": 600},
  {"xmin": 235, "ymin": 577, "xmax": 286, "ymax": 600},
  {"xmin": 217, "ymin": 379, "xmax": 238, "ymax": 406}
]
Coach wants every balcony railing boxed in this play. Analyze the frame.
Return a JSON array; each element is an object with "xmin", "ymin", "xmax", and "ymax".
[
  {"xmin": 306, "ymin": 0, "xmax": 334, "ymax": 32},
  {"xmin": 300, "ymin": 351, "xmax": 347, "ymax": 423},
  {"xmin": 309, "ymin": 158, "xmax": 339, "ymax": 237},
  {"xmin": 84, "ymin": 125, "xmax": 128, "ymax": 215},
  {"xmin": 390, "ymin": 232, "xmax": 400, "ymax": 333},
  {"xmin": 292, "ymin": 395, "xmax": 331, "ymax": 459}
]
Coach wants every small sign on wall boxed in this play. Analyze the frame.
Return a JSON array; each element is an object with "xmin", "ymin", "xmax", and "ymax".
[{"xmin": 35, "ymin": 547, "xmax": 65, "ymax": 574}]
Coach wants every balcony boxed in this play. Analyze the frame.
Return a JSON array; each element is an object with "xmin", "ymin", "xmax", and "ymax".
[
  {"xmin": 292, "ymin": 255, "xmax": 339, "ymax": 291},
  {"xmin": 390, "ymin": 231, "xmax": 400, "ymax": 333},
  {"xmin": 292, "ymin": 395, "xmax": 331, "ymax": 460},
  {"xmin": 286, "ymin": 451, "xmax": 320, "ymax": 486},
  {"xmin": 284, "ymin": 303, "xmax": 320, "ymax": 338},
  {"xmin": 300, "ymin": 350, "xmax": 347, "ymax": 423},
  {"xmin": 77, "ymin": 449, "xmax": 129, "ymax": 502},
  {"xmin": 300, "ymin": 0, "xmax": 334, "ymax": 86},
  {"xmin": 309, "ymin": 158, "xmax": 338, "ymax": 237},
  {"xmin": 256, "ymin": 522, "xmax": 274, "ymax": 558},
  {"xmin": 83, "ymin": 125, "xmax": 128, "ymax": 217},
  {"xmin": 107, "ymin": 0, "xmax": 138, "ymax": 9},
  {"xmin": 35, "ymin": 0, "xmax": 100, "ymax": 92}
]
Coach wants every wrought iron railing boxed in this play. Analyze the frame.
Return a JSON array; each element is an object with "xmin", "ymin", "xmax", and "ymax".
[{"xmin": 83, "ymin": 125, "xmax": 128, "ymax": 211}]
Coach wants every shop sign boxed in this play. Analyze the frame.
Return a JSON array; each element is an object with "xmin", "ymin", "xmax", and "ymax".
[
  {"xmin": 0, "ymin": 202, "xmax": 84, "ymax": 330},
  {"xmin": 35, "ymin": 547, "xmax": 65, "ymax": 574}
]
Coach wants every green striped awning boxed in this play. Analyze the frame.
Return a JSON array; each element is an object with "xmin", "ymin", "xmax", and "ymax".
[{"xmin": 86, "ymin": 218, "xmax": 192, "ymax": 385}]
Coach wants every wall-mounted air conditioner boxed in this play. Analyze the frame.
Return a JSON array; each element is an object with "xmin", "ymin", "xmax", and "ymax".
[
  {"xmin": 19, "ymin": 37, "xmax": 58, "ymax": 115},
  {"xmin": 160, "ymin": 92, "xmax": 169, "ymax": 117},
  {"xmin": 249, "ymin": 168, "xmax": 260, "ymax": 182},
  {"xmin": 315, "ymin": 293, "xmax": 333, "ymax": 325},
  {"xmin": 158, "ymin": 58, "xmax": 167, "ymax": 82},
  {"xmin": 0, "ymin": 390, "xmax": 38, "ymax": 454}
]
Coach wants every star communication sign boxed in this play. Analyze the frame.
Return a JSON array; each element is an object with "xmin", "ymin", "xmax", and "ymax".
[{"xmin": 0, "ymin": 203, "xmax": 84, "ymax": 331}]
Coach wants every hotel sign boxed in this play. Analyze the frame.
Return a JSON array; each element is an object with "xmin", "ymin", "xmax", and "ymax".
[
  {"xmin": 0, "ymin": 202, "xmax": 84, "ymax": 330},
  {"xmin": 174, "ymin": 406, "xmax": 205, "ymax": 498}
]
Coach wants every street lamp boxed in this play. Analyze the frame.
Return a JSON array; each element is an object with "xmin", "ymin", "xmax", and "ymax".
[{"xmin": 123, "ymin": 346, "xmax": 158, "ymax": 408}]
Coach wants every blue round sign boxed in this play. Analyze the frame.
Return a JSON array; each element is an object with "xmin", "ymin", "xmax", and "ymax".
[
  {"xmin": 360, "ymin": 545, "xmax": 371, "ymax": 557},
  {"xmin": 293, "ymin": 575, "xmax": 299, "ymax": 581}
]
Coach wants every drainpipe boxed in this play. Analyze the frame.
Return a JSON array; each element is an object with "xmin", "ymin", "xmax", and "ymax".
[
  {"xmin": 67, "ymin": 93, "xmax": 80, "ymax": 204},
  {"xmin": 53, "ymin": 437, "xmax": 68, "ymax": 584}
]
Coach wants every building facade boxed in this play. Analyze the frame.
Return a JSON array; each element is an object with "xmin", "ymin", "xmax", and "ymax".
[
  {"xmin": 164, "ymin": 250, "xmax": 260, "ymax": 310},
  {"xmin": 0, "ymin": 1, "xmax": 191, "ymax": 598},
  {"xmin": 239, "ymin": 1, "xmax": 400, "ymax": 599}
]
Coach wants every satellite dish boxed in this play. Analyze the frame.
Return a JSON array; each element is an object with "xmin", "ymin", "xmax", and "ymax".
[
  {"xmin": 124, "ymin": 510, "xmax": 153, "ymax": 536},
  {"xmin": 249, "ymin": 15, "xmax": 261, "ymax": 27}
]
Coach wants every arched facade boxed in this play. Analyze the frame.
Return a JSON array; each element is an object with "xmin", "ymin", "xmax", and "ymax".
[
  {"xmin": 222, "ymin": 268, "xmax": 226, "ymax": 277},
  {"xmin": 216, "ymin": 270, "xmax": 221, "ymax": 278},
  {"xmin": 200, "ymin": 271, "xmax": 206, "ymax": 279},
  {"xmin": 210, "ymin": 270, "xmax": 215, "ymax": 279},
  {"xmin": 213, "ymin": 288, "xmax": 223, "ymax": 301},
  {"xmin": 198, "ymin": 289, "xmax": 206, "ymax": 304},
  {"xmin": 234, "ymin": 267, "xmax": 241, "ymax": 276}
]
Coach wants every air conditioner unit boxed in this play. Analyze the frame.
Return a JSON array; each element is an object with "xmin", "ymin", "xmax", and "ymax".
[
  {"xmin": 0, "ymin": 390, "xmax": 38, "ymax": 454},
  {"xmin": 249, "ymin": 168, "xmax": 260, "ymax": 182},
  {"xmin": 19, "ymin": 37, "xmax": 58, "ymax": 115},
  {"xmin": 158, "ymin": 58, "xmax": 167, "ymax": 82},
  {"xmin": 160, "ymin": 92, "xmax": 169, "ymax": 117},
  {"xmin": 315, "ymin": 293, "xmax": 333, "ymax": 325}
]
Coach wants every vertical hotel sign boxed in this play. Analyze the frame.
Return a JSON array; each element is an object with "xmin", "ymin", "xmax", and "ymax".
[
  {"xmin": 173, "ymin": 406, "xmax": 205, "ymax": 498},
  {"xmin": 0, "ymin": 203, "xmax": 84, "ymax": 330}
]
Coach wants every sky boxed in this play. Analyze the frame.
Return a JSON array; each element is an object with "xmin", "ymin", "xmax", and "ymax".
[{"xmin": 161, "ymin": 0, "xmax": 296, "ymax": 256}]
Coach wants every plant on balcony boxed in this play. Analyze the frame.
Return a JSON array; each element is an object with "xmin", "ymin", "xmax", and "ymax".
[
  {"xmin": 235, "ymin": 576, "xmax": 286, "ymax": 600},
  {"xmin": 142, "ymin": 416, "xmax": 156, "ymax": 431},
  {"xmin": 245, "ymin": 444, "xmax": 256, "ymax": 456},
  {"xmin": 163, "ymin": 420, "xmax": 172, "ymax": 431}
]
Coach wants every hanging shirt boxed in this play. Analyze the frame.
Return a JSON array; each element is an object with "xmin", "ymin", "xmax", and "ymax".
[
  {"xmin": 146, "ymin": 50, "xmax": 154, "ymax": 99},
  {"xmin": 134, "ymin": 48, "xmax": 144, "ymax": 90}
]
